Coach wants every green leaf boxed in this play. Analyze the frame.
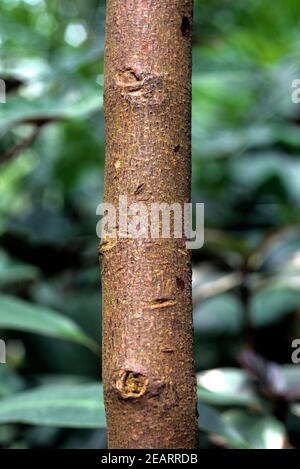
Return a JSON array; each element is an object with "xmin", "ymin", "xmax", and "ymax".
[
  {"xmin": 291, "ymin": 404, "xmax": 300, "ymax": 419},
  {"xmin": 251, "ymin": 287, "xmax": 300, "ymax": 327},
  {"xmin": 197, "ymin": 368, "xmax": 259, "ymax": 407},
  {"xmin": 0, "ymin": 250, "xmax": 39, "ymax": 286},
  {"xmin": 193, "ymin": 293, "xmax": 243, "ymax": 334},
  {"xmin": 198, "ymin": 403, "xmax": 249, "ymax": 449},
  {"xmin": 0, "ymin": 294, "xmax": 98, "ymax": 353},
  {"xmin": 0, "ymin": 366, "xmax": 24, "ymax": 399},
  {"xmin": 0, "ymin": 383, "xmax": 105, "ymax": 428},
  {"xmin": 0, "ymin": 86, "xmax": 102, "ymax": 133},
  {"xmin": 282, "ymin": 364, "xmax": 300, "ymax": 391},
  {"xmin": 222, "ymin": 410, "xmax": 286, "ymax": 449}
]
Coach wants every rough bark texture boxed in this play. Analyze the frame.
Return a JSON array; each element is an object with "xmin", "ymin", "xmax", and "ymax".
[{"xmin": 101, "ymin": 0, "xmax": 198, "ymax": 449}]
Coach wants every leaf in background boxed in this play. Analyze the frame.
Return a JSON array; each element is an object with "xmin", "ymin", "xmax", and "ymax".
[
  {"xmin": 198, "ymin": 403, "xmax": 249, "ymax": 449},
  {"xmin": 0, "ymin": 249, "xmax": 39, "ymax": 286},
  {"xmin": 193, "ymin": 293, "xmax": 243, "ymax": 334},
  {"xmin": 251, "ymin": 286, "xmax": 300, "ymax": 327},
  {"xmin": 248, "ymin": 228, "xmax": 300, "ymax": 272},
  {"xmin": 283, "ymin": 365, "xmax": 300, "ymax": 400},
  {"xmin": 233, "ymin": 153, "xmax": 300, "ymax": 208},
  {"xmin": 222, "ymin": 410, "xmax": 286, "ymax": 449},
  {"xmin": 0, "ymin": 383, "xmax": 105, "ymax": 428},
  {"xmin": 0, "ymin": 86, "xmax": 102, "ymax": 133},
  {"xmin": 0, "ymin": 366, "xmax": 24, "ymax": 399},
  {"xmin": 0, "ymin": 294, "xmax": 98, "ymax": 353},
  {"xmin": 197, "ymin": 368, "xmax": 259, "ymax": 407},
  {"xmin": 291, "ymin": 404, "xmax": 300, "ymax": 420}
]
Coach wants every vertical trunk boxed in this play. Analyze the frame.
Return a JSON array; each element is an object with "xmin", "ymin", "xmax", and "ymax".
[{"xmin": 101, "ymin": 0, "xmax": 198, "ymax": 449}]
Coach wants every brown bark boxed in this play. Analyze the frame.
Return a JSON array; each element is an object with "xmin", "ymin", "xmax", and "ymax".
[{"xmin": 101, "ymin": 0, "xmax": 198, "ymax": 449}]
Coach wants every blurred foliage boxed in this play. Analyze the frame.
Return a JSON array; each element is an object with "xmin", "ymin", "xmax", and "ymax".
[{"xmin": 0, "ymin": 0, "xmax": 300, "ymax": 449}]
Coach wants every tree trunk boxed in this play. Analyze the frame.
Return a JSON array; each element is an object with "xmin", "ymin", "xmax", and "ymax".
[{"xmin": 101, "ymin": 0, "xmax": 198, "ymax": 449}]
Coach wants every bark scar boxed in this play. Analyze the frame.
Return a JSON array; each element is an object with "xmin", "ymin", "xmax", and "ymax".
[
  {"xmin": 114, "ymin": 159, "xmax": 121, "ymax": 170},
  {"xmin": 116, "ymin": 69, "xmax": 144, "ymax": 93},
  {"xmin": 99, "ymin": 238, "xmax": 117, "ymax": 254},
  {"xmin": 116, "ymin": 68, "xmax": 165, "ymax": 103},
  {"xmin": 149, "ymin": 298, "xmax": 177, "ymax": 309},
  {"xmin": 134, "ymin": 183, "xmax": 146, "ymax": 195},
  {"xmin": 161, "ymin": 348, "xmax": 175, "ymax": 353},
  {"xmin": 116, "ymin": 370, "xmax": 148, "ymax": 399}
]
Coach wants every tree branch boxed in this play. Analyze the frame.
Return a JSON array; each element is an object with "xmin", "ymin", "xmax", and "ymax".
[
  {"xmin": 0, "ymin": 126, "xmax": 41, "ymax": 166},
  {"xmin": 0, "ymin": 116, "xmax": 63, "ymax": 166}
]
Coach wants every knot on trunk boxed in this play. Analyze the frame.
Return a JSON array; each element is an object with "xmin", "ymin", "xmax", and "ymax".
[
  {"xmin": 116, "ymin": 370, "xmax": 148, "ymax": 399},
  {"xmin": 116, "ymin": 69, "xmax": 144, "ymax": 93},
  {"xmin": 115, "ymin": 68, "xmax": 165, "ymax": 105}
]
